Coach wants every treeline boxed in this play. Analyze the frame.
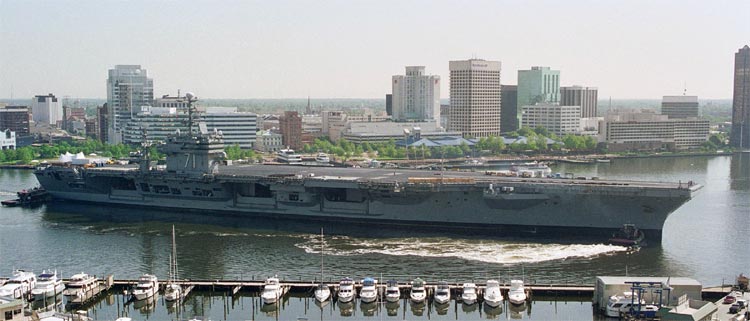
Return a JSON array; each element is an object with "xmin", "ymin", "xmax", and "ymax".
[{"xmin": 0, "ymin": 139, "xmax": 137, "ymax": 165}]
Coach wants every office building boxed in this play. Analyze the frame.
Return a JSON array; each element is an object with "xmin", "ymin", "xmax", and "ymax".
[
  {"xmin": 500, "ymin": 85, "xmax": 518, "ymax": 132},
  {"xmin": 97, "ymin": 105, "xmax": 109, "ymax": 143},
  {"xmin": 731, "ymin": 45, "xmax": 750, "ymax": 148},
  {"xmin": 106, "ymin": 65, "xmax": 154, "ymax": 144},
  {"xmin": 85, "ymin": 118, "xmax": 98, "ymax": 140},
  {"xmin": 448, "ymin": 59, "xmax": 502, "ymax": 137},
  {"xmin": 600, "ymin": 110, "xmax": 709, "ymax": 152},
  {"xmin": 662, "ymin": 96, "xmax": 699, "ymax": 119},
  {"xmin": 385, "ymin": 94, "xmax": 393, "ymax": 116},
  {"xmin": 342, "ymin": 120, "xmax": 461, "ymax": 144},
  {"xmin": 31, "ymin": 93, "xmax": 62, "ymax": 125},
  {"xmin": 391, "ymin": 66, "xmax": 441, "ymax": 122},
  {"xmin": 279, "ymin": 111, "xmax": 303, "ymax": 150},
  {"xmin": 122, "ymin": 106, "xmax": 257, "ymax": 148},
  {"xmin": 0, "ymin": 106, "xmax": 30, "ymax": 135},
  {"xmin": 520, "ymin": 103, "xmax": 581, "ymax": 136},
  {"xmin": 561, "ymin": 86, "xmax": 598, "ymax": 118},
  {"xmin": 517, "ymin": 67, "xmax": 560, "ymax": 125}
]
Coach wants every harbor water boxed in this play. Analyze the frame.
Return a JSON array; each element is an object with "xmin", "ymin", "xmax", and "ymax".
[{"xmin": 1, "ymin": 154, "xmax": 748, "ymax": 320}]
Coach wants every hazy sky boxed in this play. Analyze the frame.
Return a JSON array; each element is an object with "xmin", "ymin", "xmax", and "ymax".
[{"xmin": 1, "ymin": 0, "xmax": 748, "ymax": 100}]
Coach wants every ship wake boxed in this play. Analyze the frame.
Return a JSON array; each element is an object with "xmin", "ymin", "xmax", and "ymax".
[{"xmin": 296, "ymin": 236, "xmax": 628, "ymax": 265}]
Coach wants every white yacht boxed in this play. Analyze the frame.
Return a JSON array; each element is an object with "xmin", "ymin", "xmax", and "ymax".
[
  {"xmin": 384, "ymin": 280, "xmax": 400, "ymax": 302},
  {"xmin": 433, "ymin": 281, "xmax": 451, "ymax": 305},
  {"xmin": 0, "ymin": 270, "xmax": 37, "ymax": 300},
  {"xmin": 276, "ymin": 149, "xmax": 302, "ymax": 164},
  {"xmin": 31, "ymin": 270, "xmax": 65, "ymax": 301},
  {"xmin": 337, "ymin": 277, "xmax": 355, "ymax": 303},
  {"xmin": 508, "ymin": 279, "xmax": 527, "ymax": 305},
  {"xmin": 605, "ymin": 292, "xmax": 644, "ymax": 317},
  {"xmin": 261, "ymin": 276, "xmax": 286, "ymax": 304},
  {"xmin": 315, "ymin": 153, "xmax": 330, "ymax": 164},
  {"xmin": 461, "ymin": 283, "xmax": 477, "ymax": 305},
  {"xmin": 131, "ymin": 274, "xmax": 158, "ymax": 301},
  {"xmin": 63, "ymin": 273, "xmax": 98, "ymax": 301},
  {"xmin": 409, "ymin": 278, "xmax": 426, "ymax": 303},
  {"xmin": 483, "ymin": 280, "xmax": 503, "ymax": 307},
  {"xmin": 164, "ymin": 225, "xmax": 183, "ymax": 302},
  {"xmin": 359, "ymin": 277, "xmax": 378, "ymax": 303}
]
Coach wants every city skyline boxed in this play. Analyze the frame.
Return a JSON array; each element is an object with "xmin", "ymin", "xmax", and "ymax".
[{"xmin": 1, "ymin": 1, "xmax": 749, "ymax": 100}]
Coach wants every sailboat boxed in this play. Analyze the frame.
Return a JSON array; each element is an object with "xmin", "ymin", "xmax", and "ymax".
[
  {"xmin": 164, "ymin": 225, "xmax": 183, "ymax": 302},
  {"xmin": 313, "ymin": 228, "xmax": 330, "ymax": 302}
]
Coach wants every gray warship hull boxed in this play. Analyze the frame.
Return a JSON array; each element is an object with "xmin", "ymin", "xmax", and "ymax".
[{"xmin": 34, "ymin": 163, "xmax": 700, "ymax": 240}]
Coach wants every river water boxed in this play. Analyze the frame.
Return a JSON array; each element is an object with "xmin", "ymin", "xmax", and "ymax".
[{"xmin": 0, "ymin": 154, "xmax": 748, "ymax": 320}]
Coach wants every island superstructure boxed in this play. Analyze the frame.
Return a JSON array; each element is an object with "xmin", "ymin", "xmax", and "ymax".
[{"xmin": 33, "ymin": 94, "xmax": 701, "ymax": 240}]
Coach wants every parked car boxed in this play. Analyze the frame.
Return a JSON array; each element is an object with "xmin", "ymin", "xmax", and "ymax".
[
  {"xmin": 729, "ymin": 303, "xmax": 742, "ymax": 314},
  {"xmin": 724, "ymin": 295, "xmax": 736, "ymax": 304},
  {"xmin": 737, "ymin": 299, "xmax": 747, "ymax": 308}
]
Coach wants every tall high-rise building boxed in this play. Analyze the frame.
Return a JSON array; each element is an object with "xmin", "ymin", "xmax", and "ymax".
[
  {"xmin": 279, "ymin": 111, "xmax": 303, "ymax": 150},
  {"xmin": 448, "ymin": 59, "xmax": 502, "ymax": 137},
  {"xmin": 106, "ymin": 65, "xmax": 154, "ymax": 144},
  {"xmin": 661, "ymin": 96, "xmax": 699, "ymax": 119},
  {"xmin": 561, "ymin": 86, "xmax": 598, "ymax": 118},
  {"xmin": 731, "ymin": 45, "xmax": 750, "ymax": 148},
  {"xmin": 31, "ymin": 94, "xmax": 62, "ymax": 125},
  {"xmin": 385, "ymin": 94, "xmax": 393, "ymax": 116},
  {"xmin": 517, "ymin": 67, "xmax": 560, "ymax": 126},
  {"xmin": 500, "ymin": 85, "xmax": 518, "ymax": 132},
  {"xmin": 391, "ymin": 66, "xmax": 440, "ymax": 122}
]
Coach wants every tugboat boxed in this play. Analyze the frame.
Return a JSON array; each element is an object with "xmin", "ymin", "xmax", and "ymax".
[
  {"xmin": 1, "ymin": 187, "xmax": 50, "ymax": 207},
  {"xmin": 608, "ymin": 224, "xmax": 646, "ymax": 247}
]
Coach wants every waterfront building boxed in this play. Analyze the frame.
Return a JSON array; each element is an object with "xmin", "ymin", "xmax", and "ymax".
[
  {"xmin": 342, "ymin": 120, "xmax": 461, "ymax": 144},
  {"xmin": 731, "ymin": 45, "xmax": 750, "ymax": 148},
  {"xmin": 662, "ymin": 95, "xmax": 699, "ymax": 119},
  {"xmin": 255, "ymin": 129, "xmax": 283, "ymax": 152},
  {"xmin": 106, "ymin": 65, "xmax": 154, "ymax": 144},
  {"xmin": 594, "ymin": 277, "xmax": 702, "ymax": 313},
  {"xmin": 561, "ymin": 86, "xmax": 598, "ymax": 118},
  {"xmin": 448, "ymin": 59, "xmax": 502, "ymax": 138},
  {"xmin": 279, "ymin": 111, "xmax": 303, "ymax": 150},
  {"xmin": 0, "ymin": 106, "xmax": 30, "ymax": 135},
  {"xmin": 517, "ymin": 67, "xmax": 560, "ymax": 125},
  {"xmin": 0, "ymin": 129, "xmax": 15, "ymax": 150},
  {"xmin": 600, "ymin": 110, "xmax": 709, "ymax": 152},
  {"xmin": 122, "ymin": 106, "xmax": 257, "ymax": 148},
  {"xmin": 500, "ymin": 85, "xmax": 518, "ymax": 132},
  {"xmin": 391, "ymin": 66, "xmax": 441, "ymax": 122},
  {"xmin": 520, "ymin": 103, "xmax": 581, "ymax": 136},
  {"xmin": 31, "ymin": 93, "xmax": 62, "ymax": 125},
  {"xmin": 579, "ymin": 117, "xmax": 602, "ymax": 136}
]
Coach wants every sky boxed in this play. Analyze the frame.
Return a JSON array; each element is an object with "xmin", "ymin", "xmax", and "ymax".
[{"xmin": 1, "ymin": 0, "xmax": 748, "ymax": 100}]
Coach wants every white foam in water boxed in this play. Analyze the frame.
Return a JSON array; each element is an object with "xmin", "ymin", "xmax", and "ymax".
[{"xmin": 295, "ymin": 236, "xmax": 627, "ymax": 264}]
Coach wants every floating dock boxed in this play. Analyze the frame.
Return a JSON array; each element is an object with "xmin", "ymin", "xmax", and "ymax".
[{"xmin": 65, "ymin": 275, "xmax": 114, "ymax": 307}]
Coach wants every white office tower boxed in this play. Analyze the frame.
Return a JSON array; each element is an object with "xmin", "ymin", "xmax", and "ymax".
[
  {"xmin": 392, "ymin": 66, "xmax": 441, "ymax": 123},
  {"xmin": 31, "ymin": 94, "xmax": 63, "ymax": 125},
  {"xmin": 107, "ymin": 65, "xmax": 154, "ymax": 144},
  {"xmin": 448, "ymin": 59, "xmax": 502, "ymax": 137}
]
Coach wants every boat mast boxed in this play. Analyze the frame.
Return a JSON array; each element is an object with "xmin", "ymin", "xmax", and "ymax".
[
  {"xmin": 320, "ymin": 228, "xmax": 324, "ymax": 284},
  {"xmin": 172, "ymin": 225, "xmax": 177, "ymax": 282}
]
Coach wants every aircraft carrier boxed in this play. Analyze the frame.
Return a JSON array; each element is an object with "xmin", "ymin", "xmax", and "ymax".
[{"xmin": 33, "ymin": 96, "xmax": 701, "ymax": 241}]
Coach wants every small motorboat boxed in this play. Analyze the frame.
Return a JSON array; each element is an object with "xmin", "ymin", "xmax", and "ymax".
[
  {"xmin": 130, "ymin": 274, "xmax": 158, "ymax": 301},
  {"xmin": 433, "ymin": 281, "xmax": 451, "ymax": 305},
  {"xmin": 483, "ymin": 280, "xmax": 503, "ymax": 307},
  {"xmin": 605, "ymin": 292, "xmax": 644, "ymax": 317},
  {"xmin": 608, "ymin": 224, "xmax": 646, "ymax": 247},
  {"xmin": 261, "ymin": 276, "xmax": 285, "ymax": 304},
  {"xmin": 337, "ymin": 277, "xmax": 355, "ymax": 303},
  {"xmin": 461, "ymin": 283, "xmax": 477, "ymax": 305},
  {"xmin": 409, "ymin": 278, "xmax": 426, "ymax": 303},
  {"xmin": 359, "ymin": 277, "xmax": 378, "ymax": 303},
  {"xmin": 385, "ymin": 280, "xmax": 400, "ymax": 302},
  {"xmin": 508, "ymin": 279, "xmax": 527, "ymax": 305}
]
